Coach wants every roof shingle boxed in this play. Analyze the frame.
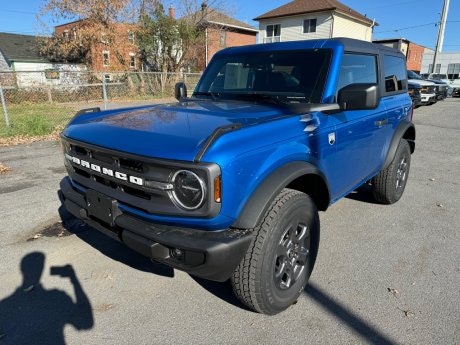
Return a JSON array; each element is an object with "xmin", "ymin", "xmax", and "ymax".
[
  {"xmin": 254, "ymin": 0, "xmax": 374, "ymax": 26},
  {"xmin": 0, "ymin": 32, "xmax": 46, "ymax": 63}
]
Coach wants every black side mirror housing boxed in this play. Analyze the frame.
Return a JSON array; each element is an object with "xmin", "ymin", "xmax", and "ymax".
[
  {"xmin": 175, "ymin": 82, "xmax": 187, "ymax": 101},
  {"xmin": 338, "ymin": 83, "xmax": 379, "ymax": 110}
]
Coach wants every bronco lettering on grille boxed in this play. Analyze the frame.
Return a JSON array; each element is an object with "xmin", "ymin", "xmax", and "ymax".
[{"xmin": 65, "ymin": 153, "xmax": 144, "ymax": 186}]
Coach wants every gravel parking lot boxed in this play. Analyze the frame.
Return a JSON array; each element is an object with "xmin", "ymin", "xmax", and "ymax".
[{"xmin": 0, "ymin": 98, "xmax": 459, "ymax": 345}]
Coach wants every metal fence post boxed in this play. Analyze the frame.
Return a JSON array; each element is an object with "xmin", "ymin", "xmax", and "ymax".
[
  {"xmin": 0, "ymin": 85, "xmax": 11, "ymax": 128},
  {"xmin": 102, "ymin": 73, "xmax": 108, "ymax": 110}
]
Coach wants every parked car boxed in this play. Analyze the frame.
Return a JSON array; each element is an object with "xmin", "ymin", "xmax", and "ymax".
[
  {"xmin": 408, "ymin": 70, "xmax": 437, "ymax": 105},
  {"xmin": 408, "ymin": 82, "xmax": 422, "ymax": 107},
  {"xmin": 420, "ymin": 73, "xmax": 449, "ymax": 99},
  {"xmin": 425, "ymin": 73, "xmax": 459, "ymax": 97}
]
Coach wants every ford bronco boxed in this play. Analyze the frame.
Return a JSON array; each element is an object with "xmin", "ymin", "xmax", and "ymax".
[{"xmin": 59, "ymin": 38, "xmax": 415, "ymax": 315}]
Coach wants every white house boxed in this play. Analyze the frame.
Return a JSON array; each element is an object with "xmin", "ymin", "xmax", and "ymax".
[
  {"xmin": 254, "ymin": 0, "xmax": 376, "ymax": 43},
  {"xmin": 0, "ymin": 32, "xmax": 86, "ymax": 88}
]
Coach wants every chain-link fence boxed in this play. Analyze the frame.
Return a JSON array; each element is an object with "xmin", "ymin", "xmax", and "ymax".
[{"xmin": 0, "ymin": 71, "xmax": 202, "ymax": 138}]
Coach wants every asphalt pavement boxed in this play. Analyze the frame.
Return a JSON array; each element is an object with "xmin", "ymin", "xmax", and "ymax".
[{"xmin": 0, "ymin": 98, "xmax": 459, "ymax": 344}]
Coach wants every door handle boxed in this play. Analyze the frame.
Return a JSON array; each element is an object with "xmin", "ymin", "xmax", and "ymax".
[{"xmin": 375, "ymin": 119, "xmax": 388, "ymax": 127}]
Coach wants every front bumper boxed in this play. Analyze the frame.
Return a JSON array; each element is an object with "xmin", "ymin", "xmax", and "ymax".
[
  {"xmin": 60, "ymin": 177, "xmax": 252, "ymax": 282},
  {"xmin": 421, "ymin": 93, "xmax": 436, "ymax": 105}
]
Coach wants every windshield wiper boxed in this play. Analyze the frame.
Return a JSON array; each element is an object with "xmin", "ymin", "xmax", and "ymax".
[
  {"xmin": 192, "ymin": 91, "xmax": 219, "ymax": 100},
  {"xmin": 233, "ymin": 93, "xmax": 290, "ymax": 106}
]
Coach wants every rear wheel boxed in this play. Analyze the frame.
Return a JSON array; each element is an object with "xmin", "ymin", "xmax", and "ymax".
[
  {"xmin": 371, "ymin": 139, "xmax": 411, "ymax": 204},
  {"xmin": 231, "ymin": 189, "xmax": 320, "ymax": 315}
]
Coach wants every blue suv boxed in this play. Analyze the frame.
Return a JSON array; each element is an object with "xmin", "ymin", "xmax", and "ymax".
[{"xmin": 59, "ymin": 38, "xmax": 415, "ymax": 315}]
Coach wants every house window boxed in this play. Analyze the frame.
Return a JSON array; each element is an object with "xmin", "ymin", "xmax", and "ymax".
[
  {"xmin": 129, "ymin": 53, "xmax": 136, "ymax": 69},
  {"xmin": 103, "ymin": 51, "xmax": 110, "ymax": 67},
  {"xmin": 428, "ymin": 64, "xmax": 441, "ymax": 74},
  {"xmin": 447, "ymin": 63, "xmax": 460, "ymax": 79},
  {"xmin": 63, "ymin": 30, "xmax": 69, "ymax": 39},
  {"xmin": 265, "ymin": 24, "xmax": 281, "ymax": 43},
  {"xmin": 220, "ymin": 30, "xmax": 227, "ymax": 48},
  {"xmin": 303, "ymin": 19, "xmax": 317, "ymax": 34},
  {"xmin": 101, "ymin": 33, "xmax": 108, "ymax": 44},
  {"xmin": 128, "ymin": 31, "xmax": 135, "ymax": 44}
]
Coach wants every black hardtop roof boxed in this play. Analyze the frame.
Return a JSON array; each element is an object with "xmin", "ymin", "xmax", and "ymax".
[
  {"xmin": 333, "ymin": 37, "xmax": 404, "ymax": 56},
  {"xmin": 219, "ymin": 37, "xmax": 405, "ymax": 58}
]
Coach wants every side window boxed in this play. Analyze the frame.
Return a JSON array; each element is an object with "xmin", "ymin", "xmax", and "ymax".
[
  {"xmin": 337, "ymin": 54, "xmax": 377, "ymax": 92},
  {"xmin": 383, "ymin": 55, "xmax": 407, "ymax": 93}
]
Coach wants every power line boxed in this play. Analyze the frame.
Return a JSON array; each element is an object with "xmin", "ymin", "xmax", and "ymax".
[
  {"xmin": 374, "ymin": 22, "xmax": 437, "ymax": 34},
  {"xmin": 374, "ymin": 19, "xmax": 460, "ymax": 34}
]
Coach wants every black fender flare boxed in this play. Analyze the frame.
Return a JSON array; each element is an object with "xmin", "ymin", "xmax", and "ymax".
[
  {"xmin": 382, "ymin": 122, "xmax": 416, "ymax": 170},
  {"xmin": 232, "ymin": 161, "xmax": 329, "ymax": 229}
]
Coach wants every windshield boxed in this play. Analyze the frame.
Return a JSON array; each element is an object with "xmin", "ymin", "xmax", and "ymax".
[
  {"xmin": 407, "ymin": 70, "xmax": 422, "ymax": 80},
  {"xmin": 194, "ymin": 49, "xmax": 332, "ymax": 104},
  {"xmin": 430, "ymin": 73, "xmax": 448, "ymax": 80}
]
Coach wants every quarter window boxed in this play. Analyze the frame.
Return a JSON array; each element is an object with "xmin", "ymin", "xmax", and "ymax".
[
  {"xmin": 303, "ymin": 19, "xmax": 317, "ymax": 34},
  {"xmin": 383, "ymin": 55, "xmax": 407, "ymax": 93},
  {"xmin": 337, "ymin": 54, "xmax": 377, "ymax": 92}
]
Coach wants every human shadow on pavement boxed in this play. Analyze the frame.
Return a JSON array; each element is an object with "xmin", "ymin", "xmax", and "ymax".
[
  {"xmin": 304, "ymin": 282, "xmax": 398, "ymax": 345},
  {"xmin": 0, "ymin": 252, "xmax": 93, "ymax": 345},
  {"xmin": 57, "ymin": 202, "xmax": 174, "ymax": 278}
]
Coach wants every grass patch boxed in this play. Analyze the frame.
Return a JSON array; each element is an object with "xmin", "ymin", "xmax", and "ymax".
[{"xmin": 0, "ymin": 103, "xmax": 76, "ymax": 137}]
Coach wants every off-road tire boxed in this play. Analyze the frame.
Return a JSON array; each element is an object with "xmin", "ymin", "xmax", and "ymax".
[
  {"xmin": 231, "ymin": 188, "xmax": 320, "ymax": 315},
  {"xmin": 371, "ymin": 139, "xmax": 411, "ymax": 204}
]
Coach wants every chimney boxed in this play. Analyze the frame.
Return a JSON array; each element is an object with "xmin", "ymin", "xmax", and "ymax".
[{"xmin": 169, "ymin": 5, "xmax": 175, "ymax": 19}]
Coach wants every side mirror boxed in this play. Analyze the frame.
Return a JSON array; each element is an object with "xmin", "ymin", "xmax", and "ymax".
[
  {"xmin": 338, "ymin": 83, "xmax": 379, "ymax": 110},
  {"xmin": 175, "ymin": 82, "xmax": 187, "ymax": 100}
]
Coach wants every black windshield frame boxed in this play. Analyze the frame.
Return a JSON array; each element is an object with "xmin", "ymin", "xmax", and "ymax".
[{"xmin": 194, "ymin": 49, "xmax": 332, "ymax": 104}]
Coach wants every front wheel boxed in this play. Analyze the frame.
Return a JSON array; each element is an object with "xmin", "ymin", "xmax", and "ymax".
[
  {"xmin": 371, "ymin": 139, "xmax": 411, "ymax": 204},
  {"xmin": 231, "ymin": 189, "xmax": 320, "ymax": 315}
]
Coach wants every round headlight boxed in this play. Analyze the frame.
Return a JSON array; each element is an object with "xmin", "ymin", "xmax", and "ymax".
[{"xmin": 170, "ymin": 170, "xmax": 206, "ymax": 210}]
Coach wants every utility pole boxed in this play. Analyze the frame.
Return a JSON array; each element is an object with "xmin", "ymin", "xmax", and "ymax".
[{"xmin": 431, "ymin": 0, "xmax": 450, "ymax": 73}]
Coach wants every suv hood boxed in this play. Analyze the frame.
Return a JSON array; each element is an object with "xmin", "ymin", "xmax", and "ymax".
[
  {"xmin": 63, "ymin": 100, "xmax": 291, "ymax": 161},
  {"xmin": 408, "ymin": 79, "xmax": 435, "ymax": 86}
]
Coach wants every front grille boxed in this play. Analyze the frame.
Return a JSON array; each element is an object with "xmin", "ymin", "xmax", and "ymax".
[
  {"xmin": 67, "ymin": 144, "xmax": 157, "ymax": 201},
  {"xmin": 61, "ymin": 137, "xmax": 220, "ymax": 218}
]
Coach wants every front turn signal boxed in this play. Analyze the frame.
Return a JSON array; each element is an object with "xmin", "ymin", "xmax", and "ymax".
[{"xmin": 214, "ymin": 175, "xmax": 222, "ymax": 203}]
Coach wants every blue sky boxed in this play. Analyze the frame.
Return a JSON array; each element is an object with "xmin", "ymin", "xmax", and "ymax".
[{"xmin": 1, "ymin": 0, "xmax": 459, "ymax": 51}]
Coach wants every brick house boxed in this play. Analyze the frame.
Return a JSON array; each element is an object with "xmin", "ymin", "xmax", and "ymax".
[
  {"xmin": 189, "ymin": 7, "xmax": 258, "ymax": 71},
  {"xmin": 254, "ymin": 0, "xmax": 376, "ymax": 43},
  {"xmin": 54, "ymin": 20, "xmax": 139, "ymax": 72},
  {"xmin": 373, "ymin": 38, "xmax": 426, "ymax": 73}
]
